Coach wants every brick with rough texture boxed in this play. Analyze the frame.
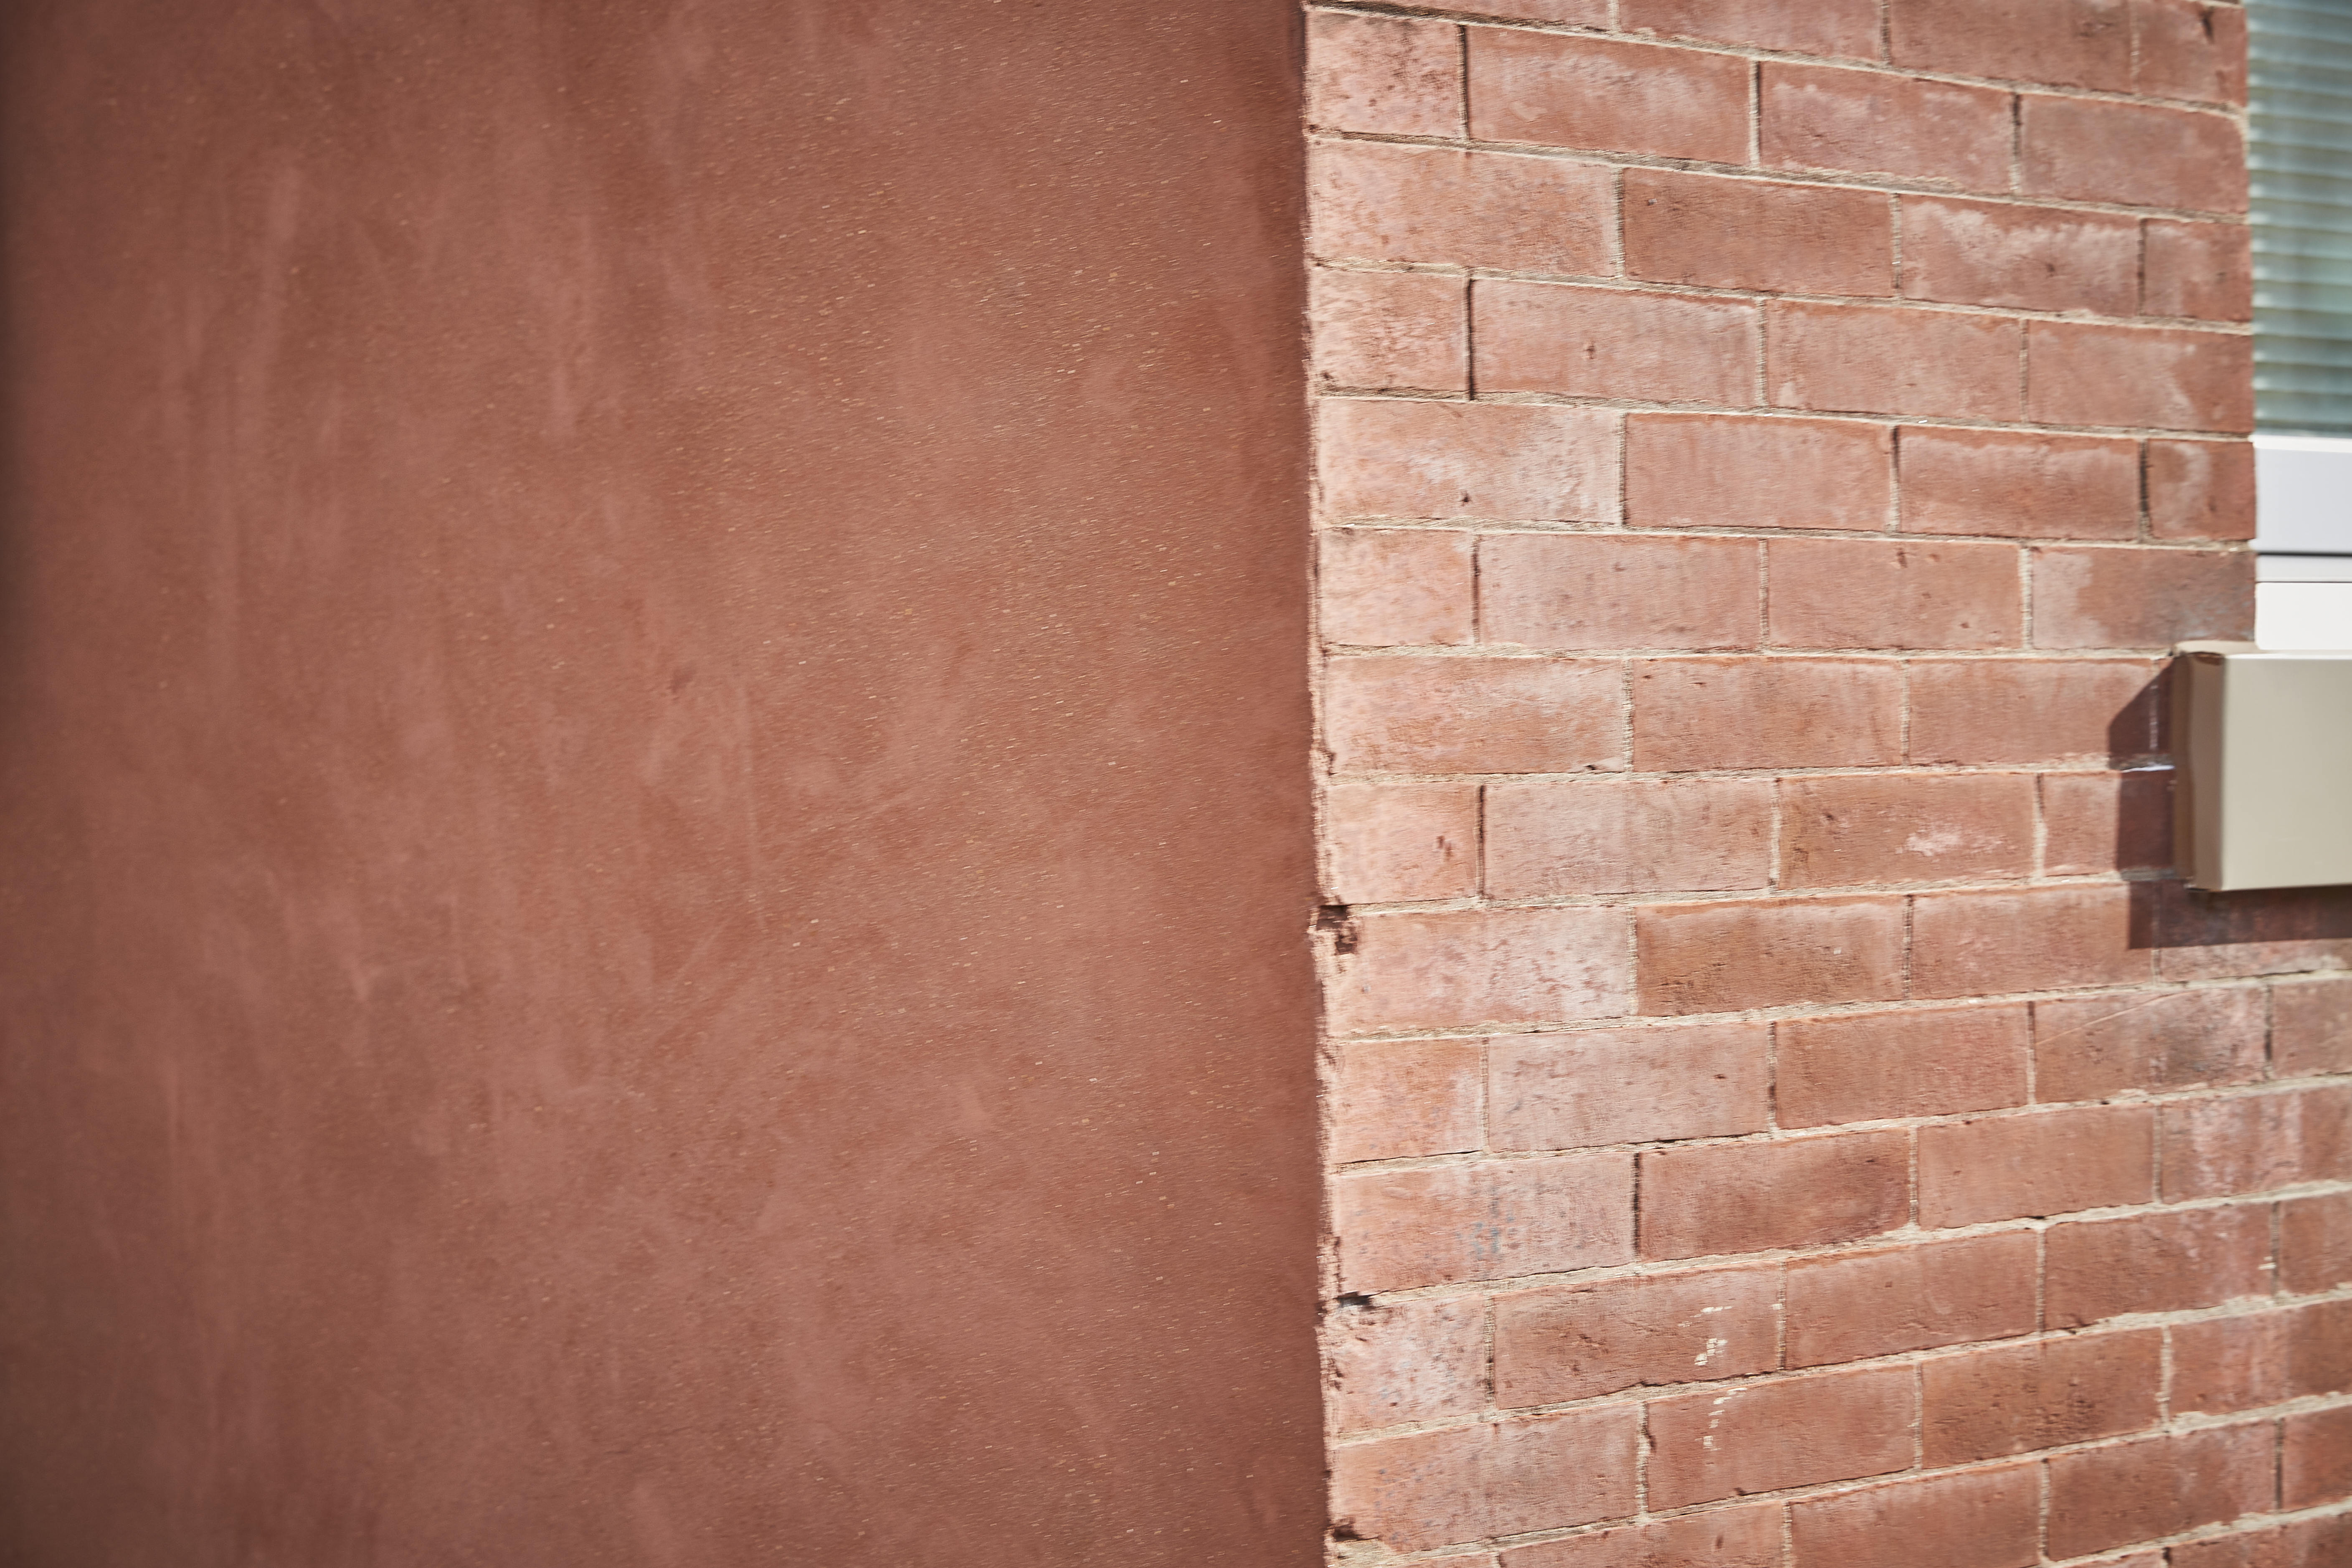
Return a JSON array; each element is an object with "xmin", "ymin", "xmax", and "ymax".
[
  {"xmin": 1479, "ymin": 534, "xmax": 1760, "ymax": 653},
  {"xmin": 1469, "ymin": 31, "xmax": 1749, "ymax": 164},
  {"xmin": 2172, "ymin": 1518, "xmax": 2352, "ymax": 1568},
  {"xmin": 1780, "ymin": 772, "xmax": 2034, "ymax": 889},
  {"xmin": 1477, "ymin": 282, "xmax": 1758, "ymax": 406},
  {"xmin": 2042, "ymin": 769, "xmax": 2173, "ymax": 876},
  {"xmin": 1622, "ymin": 0, "xmax": 1879, "ymax": 58},
  {"xmin": 2045, "ymin": 1204, "xmax": 2272, "ymax": 1327},
  {"xmin": 1770, "ymin": 301, "xmax": 2023, "ymax": 422},
  {"xmin": 2032, "ymin": 545, "xmax": 2253, "ymax": 649},
  {"xmin": 1319, "ymin": 400, "xmax": 1619, "ymax": 524},
  {"xmin": 1307, "ymin": 12, "xmax": 1462, "ymax": 139},
  {"xmin": 1324, "ymin": 656, "xmax": 1624, "ymax": 775},
  {"xmin": 1493, "ymin": 1265, "xmax": 1779, "ymax": 1406},
  {"xmin": 2276, "ymin": 978, "xmax": 2352, "ymax": 1078},
  {"xmin": 1331, "ymin": 907, "xmax": 1632, "ymax": 1036},
  {"xmin": 1922, "ymin": 1330, "xmax": 2161, "ymax": 1464},
  {"xmin": 1637, "ymin": 897, "xmax": 1906, "ymax": 1015},
  {"xmin": 2291, "ymin": 1297, "xmax": 2352, "ymax": 1398},
  {"xmin": 2022, "ymin": 94, "xmax": 2247, "ymax": 212},
  {"xmin": 1625, "ymin": 170, "xmax": 1894, "ymax": 297},
  {"xmin": 1901, "ymin": 196, "xmax": 2140, "ymax": 315},
  {"xmin": 2174, "ymin": 1310, "xmax": 2292, "ymax": 1417},
  {"xmin": 2148, "ymin": 881, "xmax": 2352, "ymax": 983},
  {"xmin": 1762, "ymin": 64, "xmax": 2014, "ymax": 193},
  {"xmin": 2162, "ymin": 1086, "xmax": 2352, "ymax": 1200},
  {"xmin": 2145, "ymin": 219, "xmax": 2253, "ymax": 321},
  {"xmin": 1635, "ymin": 658, "xmax": 1903, "ymax": 771},
  {"xmin": 2281, "ymin": 1191, "xmax": 2352, "ymax": 1294},
  {"xmin": 1311, "ymin": 142, "xmax": 1615, "ymax": 275},
  {"xmin": 1911, "ymin": 884, "xmax": 2148, "ymax": 998},
  {"xmin": 1487, "ymin": 779, "xmax": 1771, "ymax": 899},
  {"xmin": 1890, "ymin": 0, "xmax": 2130, "ymax": 91},
  {"xmin": 2045, "ymin": 1424, "xmax": 2276, "ymax": 1560},
  {"xmin": 1499, "ymin": 1505, "xmax": 1784, "ymax": 1568},
  {"xmin": 1312, "ymin": 271, "xmax": 1466, "ymax": 394},
  {"xmin": 1323, "ymin": 780, "xmax": 1481, "ymax": 905},
  {"xmin": 1627, "ymin": 415, "xmax": 1892, "ymax": 532},
  {"xmin": 2027, "ymin": 322, "xmax": 2253, "ymax": 433},
  {"xmin": 1908, "ymin": 658, "xmax": 2159, "ymax": 765},
  {"xmin": 1788, "ymin": 1464, "xmax": 2040, "ymax": 1568},
  {"xmin": 1332, "ymin": 1155, "xmax": 1635, "ymax": 1293},
  {"xmin": 1767, "ymin": 538, "xmax": 2022, "ymax": 651},
  {"xmin": 1647, "ymin": 1365, "xmax": 1915, "ymax": 1509},
  {"xmin": 1640, "ymin": 1131, "xmax": 1909, "ymax": 1259},
  {"xmin": 1330, "ymin": 1037, "xmax": 1485, "ymax": 1165},
  {"xmin": 2285, "ymin": 1406, "xmax": 2352, "ymax": 1510},
  {"xmin": 2133, "ymin": 0, "xmax": 2248, "ymax": 105},
  {"xmin": 1319, "ymin": 529, "xmax": 1474, "ymax": 648},
  {"xmin": 1777, "ymin": 1003, "xmax": 2031, "ymax": 1127},
  {"xmin": 1918, "ymin": 1105, "xmax": 2154, "ymax": 1226},
  {"xmin": 1327, "ymin": 1295, "xmax": 1488, "ymax": 1431},
  {"xmin": 1490, "ymin": 1022, "xmax": 1769, "ymax": 1150},
  {"xmin": 2149, "ymin": 438, "xmax": 2257, "ymax": 540},
  {"xmin": 1452, "ymin": 0, "xmax": 1609, "ymax": 20},
  {"xmin": 2033, "ymin": 985, "xmax": 2265, "ymax": 1102},
  {"xmin": 1898, "ymin": 428, "xmax": 2141, "ymax": 540},
  {"xmin": 1329, "ymin": 1409, "xmax": 1641, "ymax": 1553},
  {"xmin": 1784, "ymin": 1233, "xmax": 2038, "ymax": 1368}
]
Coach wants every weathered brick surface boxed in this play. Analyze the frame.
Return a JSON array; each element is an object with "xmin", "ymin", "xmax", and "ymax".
[{"xmin": 1308, "ymin": 11, "xmax": 2276, "ymax": 1559}]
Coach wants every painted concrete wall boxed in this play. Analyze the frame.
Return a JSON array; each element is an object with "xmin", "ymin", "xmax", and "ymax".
[{"xmin": 0, "ymin": 4, "xmax": 1323, "ymax": 1563}]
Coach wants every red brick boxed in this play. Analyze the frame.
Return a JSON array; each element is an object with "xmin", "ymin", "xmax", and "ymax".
[
  {"xmin": 1324, "ymin": 656, "xmax": 1624, "ymax": 775},
  {"xmin": 1908, "ymin": 658, "xmax": 2159, "ymax": 766},
  {"xmin": 1453, "ymin": 0, "xmax": 1609, "ymax": 21},
  {"xmin": 2291, "ymin": 1297, "xmax": 2352, "ymax": 1398},
  {"xmin": 1493, "ymin": 1265, "xmax": 1779, "ymax": 1406},
  {"xmin": 2276, "ymin": 978, "xmax": 2352, "ymax": 1078},
  {"xmin": 2147, "ymin": 882, "xmax": 2352, "ymax": 983},
  {"xmin": 1330, "ymin": 1409, "xmax": 1641, "ymax": 1553},
  {"xmin": 1331, "ymin": 907, "xmax": 1632, "ymax": 1035},
  {"xmin": 1323, "ymin": 781, "xmax": 1481, "ymax": 905},
  {"xmin": 2020, "ymin": 94, "xmax": 2246, "ymax": 212},
  {"xmin": 1924, "ymin": 1330, "xmax": 2162, "ymax": 1465},
  {"xmin": 2174, "ymin": 1517, "xmax": 2352, "ymax": 1568},
  {"xmin": 2149, "ymin": 438, "xmax": 2256, "ymax": 540},
  {"xmin": 2027, "ymin": 322, "xmax": 2253, "ymax": 433},
  {"xmin": 1789, "ymin": 1464, "xmax": 2040, "ymax": 1568},
  {"xmin": 2034, "ymin": 985, "xmax": 2265, "ymax": 1102},
  {"xmin": 1622, "ymin": 0, "xmax": 1879, "ymax": 58},
  {"xmin": 1319, "ymin": 400, "xmax": 1620, "ymax": 523},
  {"xmin": 1487, "ymin": 779, "xmax": 1772, "ymax": 899},
  {"xmin": 1310, "ymin": 142, "xmax": 1614, "ymax": 275},
  {"xmin": 1890, "ymin": 0, "xmax": 2130, "ymax": 90},
  {"xmin": 2285, "ymin": 1406, "xmax": 2352, "ymax": 1509},
  {"xmin": 1768, "ymin": 538, "xmax": 2022, "ymax": 651},
  {"xmin": 2146, "ymin": 219, "xmax": 2253, "ymax": 322},
  {"xmin": 1468, "ymin": 31, "xmax": 1749, "ymax": 164},
  {"xmin": 1785, "ymin": 1233, "xmax": 2037, "ymax": 1368},
  {"xmin": 2048, "ymin": 1424, "xmax": 2276, "ymax": 1559},
  {"xmin": 1313, "ymin": 271, "xmax": 1467, "ymax": 394},
  {"xmin": 1333, "ymin": 1155, "xmax": 1635, "ymax": 1293},
  {"xmin": 1627, "ymin": 414, "xmax": 1891, "ymax": 532},
  {"xmin": 1330, "ymin": 1036, "xmax": 1485, "ymax": 1164},
  {"xmin": 1779, "ymin": 773, "xmax": 2034, "ymax": 889},
  {"xmin": 1480, "ymin": 534, "xmax": 1760, "ymax": 653},
  {"xmin": 1900, "ymin": 196, "xmax": 2140, "ymax": 316},
  {"xmin": 1778, "ymin": 1004, "xmax": 2031, "ymax": 1127},
  {"xmin": 1490, "ymin": 1021, "xmax": 1770, "ymax": 1150},
  {"xmin": 1762, "ymin": 64, "xmax": 2014, "ymax": 193},
  {"xmin": 1625, "ymin": 170, "xmax": 1894, "ymax": 297},
  {"xmin": 2163, "ymin": 1087, "xmax": 2352, "ymax": 1201},
  {"xmin": 1918, "ymin": 1105, "xmax": 2154, "ymax": 1226},
  {"xmin": 1320, "ymin": 529, "xmax": 1475, "ymax": 648},
  {"xmin": 2281, "ymin": 1191, "xmax": 2352, "ymax": 1294},
  {"xmin": 1637, "ymin": 897, "xmax": 1906, "ymax": 1016},
  {"xmin": 1500, "ymin": 1505, "xmax": 1784, "ymax": 1568},
  {"xmin": 2045, "ymin": 1204, "xmax": 2272, "ymax": 1327},
  {"xmin": 2133, "ymin": 0, "xmax": 2248, "ymax": 105},
  {"xmin": 2033, "ymin": 545, "xmax": 2253, "ymax": 650},
  {"xmin": 1911, "ymin": 884, "xmax": 2149, "ymax": 998},
  {"xmin": 1640, "ymin": 1131, "xmax": 1909, "ymax": 1259},
  {"xmin": 1647, "ymin": 1365, "xmax": 1915, "ymax": 1508},
  {"xmin": 1769, "ymin": 302, "xmax": 2023, "ymax": 421},
  {"xmin": 1307, "ymin": 12, "xmax": 1462, "ymax": 138},
  {"xmin": 1327, "ymin": 1295, "xmax": 1488, "ymax": 1431},
  {"xmin": 2042, "ymin": 769, "xmax": 2173, "ymax": 876},
  {"xmin": 1477, "ymin": 282, "xmax": 1758, "ymax": 406},
  {"xmin": 1898, "ymin": 428, "xmax": 2140, "ymax": 541},
  {"xmin": 2173, "ymin": 1310, "xmax": 2291, "ymax": 1416},
  {"xmin": 1635, "ymin": 658, "xmax": 1903, "ymax": 771}
]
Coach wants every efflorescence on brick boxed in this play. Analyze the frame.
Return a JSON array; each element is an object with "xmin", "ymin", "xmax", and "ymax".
[{"xmin": 1304, "ymin": 3, "xmax": 2352, "ymax": 1563}]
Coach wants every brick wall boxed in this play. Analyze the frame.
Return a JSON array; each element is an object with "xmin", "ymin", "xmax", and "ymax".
[{"xmin": 1309, "ymin": 3, "xmax": 2352, "ymax": 1563}]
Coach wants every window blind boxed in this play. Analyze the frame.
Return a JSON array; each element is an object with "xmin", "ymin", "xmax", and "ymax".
[{"xmin": 2251, "ymin": 0, "xmax": 2352, "ymax": 436}]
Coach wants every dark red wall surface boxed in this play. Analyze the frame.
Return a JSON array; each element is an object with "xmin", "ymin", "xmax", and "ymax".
[{"xmin": 0, "ymin": 3, "xmax": 1321, "ymax": 1563}]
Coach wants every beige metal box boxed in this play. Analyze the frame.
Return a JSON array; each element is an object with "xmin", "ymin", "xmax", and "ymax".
[{"xmin": 2175, "ymin": 642, "xmax": 2352, "ymax": 891}]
